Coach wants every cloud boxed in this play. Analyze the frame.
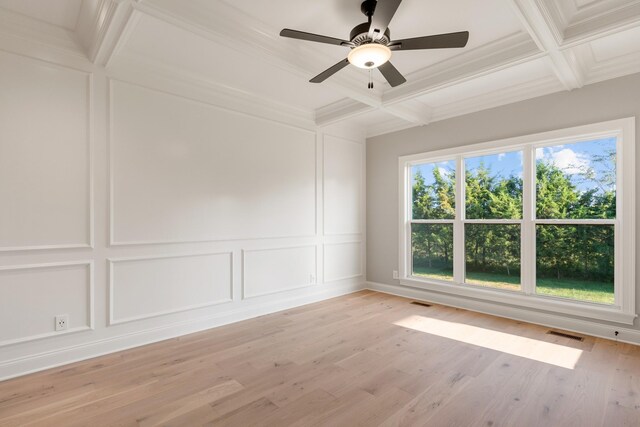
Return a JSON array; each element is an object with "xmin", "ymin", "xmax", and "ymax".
[
  {"xmin": 436, "ymin": 166, "xmax": 451, "ymax": 177},
  {"xmin": 497, "ymin": 153, "xmax": 506, "ymax": 161},
  {"xmin": 544, "ymin": 147, "xmax": 590, "ymax": 174}
]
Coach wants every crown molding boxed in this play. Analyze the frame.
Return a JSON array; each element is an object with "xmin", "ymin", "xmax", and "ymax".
[
  {"xmin": 575, "ymin": 41, "xmax": 640, "ymax": 85},
  {"xmin": 0, "ymin": 8, "xmax": 85, "ymax": 59},
  {"xmin": 108, "ymin": 50, "xmax": 316, "ymax": 130},
  {"xmin": 382, "ymin": 101, "xmax": 433, "ymax": 126},
  {"xmin": 430, "ymin": 75, "xmax": 562, "ymax": 123},
  {"xmin": 560, "ymin": 1, "xmax": 640, "ymax": 47},
  {"xmin": 364, "ymin": 75, "xmax": 563, "ymax": 139},
  {"xmin": 74, "ymin": 0, "xmax": 120, "ymax": 62},
  {"xmin": 316, "ymin": 99, "xmax": 373, "ymax": 127},
  {"xmin": 587, "ymin": 51, "xmax": 640, "ymax": 84},
  {"xmin": 366, "ymin": 115, "xmax": 419, "ymax": 139}
]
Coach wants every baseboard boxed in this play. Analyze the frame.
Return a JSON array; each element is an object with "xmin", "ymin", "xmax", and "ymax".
[
  {"xmin": 366, "ymin": 281, "xmax": 640, "ymax": 346},
  {"xmin": 0, "ymin": 281, "xmax": 365, "ymax": 381}
]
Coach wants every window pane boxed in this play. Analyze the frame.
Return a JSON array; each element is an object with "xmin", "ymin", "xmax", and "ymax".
[
  {"xmin": 536, "ymin": 225, "xmax": 614, "ymax": 304},
  {"xmin": 536, "ymin": 138, "xmax": 616, "ymax": 219},
  {"xmin": 465, "ymin": 224, "xmax": 521, "ymax": 291},
  {"xmin": 411, "ymin": 161, "xmax": 455, "ymax": 219},
  {"xmin": 465, "ymin": 151, "xmax": 523, "ymax": 219},
  {"xmin": 412, "ymin": 223, "xmax": 453, "ymax": 281}
]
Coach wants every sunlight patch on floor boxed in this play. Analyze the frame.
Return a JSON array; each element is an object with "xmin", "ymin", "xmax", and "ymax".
[{"xmin": 394, "ymin": 315, "xmax": 583, "ymax": 369}]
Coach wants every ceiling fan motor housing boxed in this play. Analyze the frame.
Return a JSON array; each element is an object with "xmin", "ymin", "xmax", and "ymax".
[{"xmin": 350, "ymin": 22, "xmax": 390, "ymax": 46}]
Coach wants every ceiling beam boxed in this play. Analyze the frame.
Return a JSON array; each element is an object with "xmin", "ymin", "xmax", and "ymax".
[
  {"xmin": 509, "ymin": 0, "xmax": 584, "ymax": 90},
  {"xmin": 316, "ymin": 33, "xmax": 541, "ymax": 126}
]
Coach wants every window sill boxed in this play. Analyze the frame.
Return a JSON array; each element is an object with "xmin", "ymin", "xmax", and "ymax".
[{"xmin": 399, "ymin": 277, "xmax": 637, "ymax": 325}]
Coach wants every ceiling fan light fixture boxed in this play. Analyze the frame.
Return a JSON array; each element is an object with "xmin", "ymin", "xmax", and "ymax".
[{"xmin": 347, "ymin": 43, "xmax": 392, "ymax": 69}]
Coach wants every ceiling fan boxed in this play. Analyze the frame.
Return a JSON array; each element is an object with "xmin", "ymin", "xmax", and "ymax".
[{"xmin": 280, "ymin": 0, "xmax": 469, "ymax": 88}]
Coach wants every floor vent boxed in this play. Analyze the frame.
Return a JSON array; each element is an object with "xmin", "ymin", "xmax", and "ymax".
[
  {"xmin": 410, "ymin": 301, "xmax": 432, "ymax": 307},
  {"xmin": 547, "ymin": 330, "xmax": 584, "ymax": 341}
]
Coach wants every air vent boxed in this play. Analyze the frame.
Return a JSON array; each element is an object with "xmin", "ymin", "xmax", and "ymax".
[
  {"xmin": 547, "ymin": 330, "xmax": 584, "ymax": 341},
  {"xmin": 410, "ymin": 301, "xmax": 432, "ymax": 307}
]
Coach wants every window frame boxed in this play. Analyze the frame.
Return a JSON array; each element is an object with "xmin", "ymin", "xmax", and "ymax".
[{"xmin": 398, "ymin": 118, "xmax": 636, "ymax": 324}]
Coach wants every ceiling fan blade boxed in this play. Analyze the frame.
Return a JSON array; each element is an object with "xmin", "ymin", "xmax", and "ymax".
[
  {"xmin": 378, "ymin": 61, "xmax": 406, "ymax": 87},
  {"xmin": 368, "ymin": 0, "xmax": 403, "ymax": 40},
  {"xmin": 280, "ymin": 29, "xmax": 352, "ymax": 46},
  {"xmin": 390, "ymin": 31, "xmax": 469, "ymax": 50},
  {"xmin": 310, "ymin": 58, "xmax": 350, "ymax": 83}
]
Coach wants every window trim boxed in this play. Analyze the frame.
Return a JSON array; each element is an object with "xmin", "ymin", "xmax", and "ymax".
[{"xmin": 398, "ymin": 118, "xmax": 636, "ymax": 324}]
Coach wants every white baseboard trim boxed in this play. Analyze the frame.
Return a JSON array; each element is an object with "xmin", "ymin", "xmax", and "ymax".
[
  {"xmin": 366, "ymin": 281, "xmax": 640, "ymax": 346},
  {"xmin": 0, "ymin": 281, "xmax": 365, "ymax": 381}
]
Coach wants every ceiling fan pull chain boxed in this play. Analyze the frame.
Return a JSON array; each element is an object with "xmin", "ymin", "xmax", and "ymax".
[{"xmin": 368, "ymin": 68, "xmax": 373, "ymax": 89}]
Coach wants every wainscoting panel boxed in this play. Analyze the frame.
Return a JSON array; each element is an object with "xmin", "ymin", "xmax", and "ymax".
[
  {"xmin": 323, "ymin": 135, "xmax": 363, "ymax": 236},
  {"xmin": 243, "ymin": 245, "xmax": 317, "ymax": 298},
  {"xmin": 109, "ymin": 252, "xmax": 233, "ymax": 324},
  {"xmin": 0, "ymin": 51, "xmax": 91, "ymax": 250},
  {"xmin": 324, "ymin": 242, "xmax": 363, "ymax": 283},
  {"xmin": 0, "ymin": 262, "xmax": 93, "ymax": 346},
  {"xmin": 109, "ymin": 80, "xmax": 317, "ymax": 245}
]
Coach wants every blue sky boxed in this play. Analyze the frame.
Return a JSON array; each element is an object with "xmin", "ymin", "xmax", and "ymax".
[
  {"xmin": 411, "ymin": 137, "xmax": 617, "ymax": 194},
  {"xmin": 536, "ymin": 137, "xmax": 616, "ymax": 192}
]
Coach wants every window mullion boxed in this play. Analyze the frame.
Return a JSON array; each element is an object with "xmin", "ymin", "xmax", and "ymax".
[
  {"xmin": 453, "ymin": 155, "xmax": 465, "ymax": 284},
  {"xmin": 522, "ymin": 145, "xmax": 535, "ymax": 295}
]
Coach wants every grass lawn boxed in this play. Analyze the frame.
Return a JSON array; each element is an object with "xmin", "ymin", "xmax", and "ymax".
[{"xmin": 412, "ymin": 266, "xmax": 614, "ymax": 305}]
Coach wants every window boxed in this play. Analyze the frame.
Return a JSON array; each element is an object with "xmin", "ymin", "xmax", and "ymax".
[
  {"xmin": 464, "ymin": 151, "xmax": 522, "ymax": 291},
  {"xmin": 410, "ymin": 160, "xmax": 455, "ymax": 281},
  {"xmin": 399, "ymin": 119, "xmax": 635, "ymax": 324}
]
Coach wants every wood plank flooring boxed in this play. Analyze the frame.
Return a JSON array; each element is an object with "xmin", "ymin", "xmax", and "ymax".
[{"xmin": 1, "ymin": 290, "xmax": 639, "ymax": 426}]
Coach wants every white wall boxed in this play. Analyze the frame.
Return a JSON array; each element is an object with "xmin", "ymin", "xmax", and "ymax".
[{"xmin": 0, "ymin": 49, "xmax": 366, "ymax": 380}]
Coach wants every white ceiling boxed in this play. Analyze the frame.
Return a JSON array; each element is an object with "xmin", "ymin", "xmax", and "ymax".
[{"xmin": 2, "ymin": 0, "xmax": 640, "ymax": 137}]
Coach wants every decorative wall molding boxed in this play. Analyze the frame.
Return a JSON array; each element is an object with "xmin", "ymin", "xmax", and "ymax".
[
  {"xmin": 107, "ymin": 77, "xmax": 318, "ymax": 247},
  {"xmin": 323, "ymin": 241, "xmax": 363, "ymax": 283},
  {"xmin": 108, "ymin": 252, "xmax": 234, "ymax": 325},
  {"xmin": 0, "ymin": 261, "xmax": 94, "ymax": 347},
  {"xmin": 241, "ymin": 244, "xmax": 318, "ymax": 299},
  {"xmin": 323, "ymin": 135, "xmax": 364, "ymax": 236},
  {"xmin": 0, "ymin": 50, "xmax": 94, "ymax": 252}
]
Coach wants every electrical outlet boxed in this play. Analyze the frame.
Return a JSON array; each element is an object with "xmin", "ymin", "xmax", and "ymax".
[
  {"xmin": 55, "ymin": 314, "xmax": 68, "ymax": 332},
  {"xmin": 392, "ymin": 270, "xmax": 399, "ymax": 279}
]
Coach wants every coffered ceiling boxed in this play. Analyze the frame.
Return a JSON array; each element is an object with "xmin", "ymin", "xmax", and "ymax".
[{"xmin": 2, "ymin": 0, "xmax": 640, "ymax": 137}]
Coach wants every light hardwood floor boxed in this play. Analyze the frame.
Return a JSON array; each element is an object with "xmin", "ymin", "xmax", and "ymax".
[{"xmin": 1, "ymin": 290, "xmax": 639, "ymax": 426}]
